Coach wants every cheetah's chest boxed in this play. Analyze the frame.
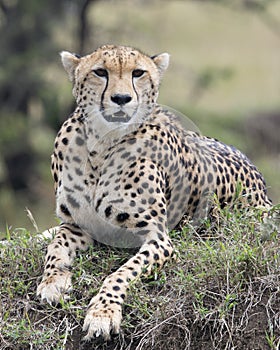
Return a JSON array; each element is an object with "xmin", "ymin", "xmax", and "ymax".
[{"xmin": 56, "ymin": 132, "xmax": 141, "ymax": 247}]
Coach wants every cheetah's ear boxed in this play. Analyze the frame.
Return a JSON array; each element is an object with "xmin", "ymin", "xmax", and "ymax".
[
  {"xmin": 60, "ymin": 51, "xmax": 81, "ymax": 83},
  {"xmin": 151, "ymin": 53, "xmax": 170, "ymax": 78}
]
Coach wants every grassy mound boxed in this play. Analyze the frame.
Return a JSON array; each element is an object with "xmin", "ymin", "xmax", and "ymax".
[{"xmin": 0, "ymin": 205, "xmax": 279, "ymax": 350}]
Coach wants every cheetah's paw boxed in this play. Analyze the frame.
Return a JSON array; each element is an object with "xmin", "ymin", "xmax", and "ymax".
[
  {"xmin": 83, "ymin": 296, "xmax": 122, "ymax": 341},
  {"xmin": 37, "ymin": 270, "xmax": 72, "ymax": 304}
]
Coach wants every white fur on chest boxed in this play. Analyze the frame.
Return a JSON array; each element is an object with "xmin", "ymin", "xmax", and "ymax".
[{"xmin": 56, "ymin": 120, "xmax": 143, "ymax": 247}]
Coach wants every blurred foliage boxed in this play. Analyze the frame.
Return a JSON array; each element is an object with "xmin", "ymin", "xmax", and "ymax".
[
  {"xmin": 0, "ymin": 0, "xmax": 279, "ymax": 231},
  {"xmin": 0, "ymin": 0, "xmax": 95, "ymax": 230},
  {"xmin": 188, "ymin": 66, "xmax": 234, "ymax": 104}
]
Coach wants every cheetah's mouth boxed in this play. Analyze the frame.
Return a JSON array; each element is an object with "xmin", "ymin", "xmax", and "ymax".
[{"xmin": 103, "ymin": 110, "xmax": 132, "ymax": 123}]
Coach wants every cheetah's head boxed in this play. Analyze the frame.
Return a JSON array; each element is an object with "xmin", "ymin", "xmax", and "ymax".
[{"xmin": 60, "ymin": 45, "xmax": 169, "ymax": 125}]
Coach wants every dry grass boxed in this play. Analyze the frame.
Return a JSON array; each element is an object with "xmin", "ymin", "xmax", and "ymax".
[{"xmin": 0, "ymin": 204, "xmax": 279, "ymax": 349}]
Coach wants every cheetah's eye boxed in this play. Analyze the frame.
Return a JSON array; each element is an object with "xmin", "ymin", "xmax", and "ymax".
[
  {"xmin": 93, "ymin": 68, "xmax": 108, "ymax": 78},
  {"xmin": 132, "ymin": 69, "xmax": 145, "ymax": 78}
]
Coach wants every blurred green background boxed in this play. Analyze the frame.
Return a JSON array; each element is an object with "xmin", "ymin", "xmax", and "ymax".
[{"xmin": 0, "ymin": 0, "xmax": 279, "ymax": 233}]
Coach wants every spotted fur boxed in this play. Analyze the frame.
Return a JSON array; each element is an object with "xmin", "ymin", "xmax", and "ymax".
[{"xmin": 37, "ymin": 45, "xmax": 272, "ymax": 340}]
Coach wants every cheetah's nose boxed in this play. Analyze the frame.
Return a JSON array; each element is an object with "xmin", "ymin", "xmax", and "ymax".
[{"xmin": 111, "ymin": 94, "xmax": 132, "ymax": 106}]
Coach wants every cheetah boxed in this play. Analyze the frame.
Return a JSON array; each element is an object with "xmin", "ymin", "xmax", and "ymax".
[{"xmin": 37, "ymin": 45, "xmax": 272, "ymax": 340}]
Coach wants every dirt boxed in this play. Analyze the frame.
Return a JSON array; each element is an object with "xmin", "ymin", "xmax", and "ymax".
[{"xmin": 63, "ymin": 281, "xmax": 280, "ymax": 350}]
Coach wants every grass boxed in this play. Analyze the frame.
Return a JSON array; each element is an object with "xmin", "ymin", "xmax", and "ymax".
[{"xmin": 0, "ymin": 204, "xmax": 279, "ymax": 349}]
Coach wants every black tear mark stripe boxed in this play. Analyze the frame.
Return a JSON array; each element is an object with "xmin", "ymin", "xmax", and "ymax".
[
  {"xmin": 132, "ymin": 77, "xmax": 139, "ymax": 103},
  {"xmin": 100, "ymin": 74, "xmax": 109, "ymax": 111}
]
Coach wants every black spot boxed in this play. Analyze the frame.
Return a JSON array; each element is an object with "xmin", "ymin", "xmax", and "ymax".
[
  {"xmin": 111, "ymin": 198, "xmax": 124, "ymax": 203},
  {"xmin": 67, "ymin": 195, "xmax": 80, "ymax": 208},
  {"xmin": 137, "ymin": 229, "xmax": 150, "ymax": 235},
  {"xmin": 105, "ymin": 206, "xmax": 112, "ymax": 217},
  {"xmin": 136, "ymin": 221, "xmax": 148, "ymax": 228},
  {"xmin": 218, "ymin": 164, "xmax": 223, "ymax": 173},
  {"xmin": 193, "ymin": 174, "xmax": 199, "ymax": 184},
  {"xmin": 95, "ymin": 198, "xmax": 102, "ymax": 211},
  {"xmin": 225, "ymin": 159, "xmax": 231, "ymax": 167},
  {"xmin": 129, "ymin": 161, "xmax": 137, "ymax": 169},
  {"xmin": 124, "ymin": 184, "xmax": 132, "ymax": 190},
  {"xmin": 70, "ymin": 229, "xmax": 83, "ymax": 237},
  {"xmin": 207, "ymin": 173, "xmax": 213, "ymax": 183},
  {"xmin": 188, "ymin": 197, "xmax": 193, "ymax": 205},
  {"xmin": 154, "ymin": 253, "xmax": 160, "ymax": 261},
  {"xmin": 75, "ymin": 168, "xmax": 83, "ymax": 176},
  {"xmin": 74, "ymin": 184, "xmax": 83, "ymax": 191},
  {"xmin": 200, "ymin": 175, "xmax": 205, "ymax": 186},
  {"xmin": 141, "ymin": 250, "xmax": 150, "ymax": 257},
  {"xmin": 164, "ymin": 249, "xmax": 170, "ymax": 257},
  {"xmin": 117, "ymin": 213, "xmax": 130, "ymax": 222},
  {"xmin": 60, "ymin": 204, "xmax": 71, "ymax": 216},
  {"xmin": 128, "ymin": 138, "xmax": 137, "ymax": 145},
  {"xmin": 62, "ymin": 138, "xmax": 68, "ymax": 145},
  {"xmin": 113, "ymin": 285, "xmax": 120, "ymax": 291},
  {"xmin": 58, "ymin": 151, "xmax": 64, "ymax": 160},
  {"xmin": 192, "ymin": 188, "xmax": 198, "ymax": 196},
  {"xmin": 121, "ymin": 152, "xmax": 130, "ymax": 159},
  {"xmin": 73, "ymin": 156, "xmax": 81, "ymax": 163},
  {"xmin": 76, "ymin": 136, "xmax": 84, "ymax": 146}
]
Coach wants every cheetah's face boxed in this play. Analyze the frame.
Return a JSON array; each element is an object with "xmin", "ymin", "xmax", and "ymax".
[{"xmin": 60, "ymin": 45, "xmax": 169, "ymax": 125}]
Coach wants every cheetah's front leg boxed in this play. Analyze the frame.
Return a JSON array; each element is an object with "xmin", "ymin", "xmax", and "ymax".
[
  {"xmin": 83, "ymin": 223, "xmax": 174, "ymax": 340},
  {"xmin": 37, "ymin": 223, "xmax": 92, "ymax": 303}
]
